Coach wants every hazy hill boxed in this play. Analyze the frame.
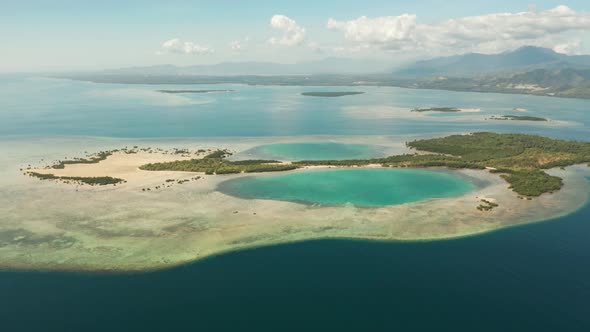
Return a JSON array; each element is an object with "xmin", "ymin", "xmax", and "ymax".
[
  {"xmin": 403, "ymin": 68, "xmax": 590, "ymax": 99},
  {"xmin": 56, "ymin": 46, "xmax": 590, "ymax": 99},
  {"xmin": 394, "ymin": 46, "xmax": 590, "ymax": 78},
  {"xmin": 102, "ymin": 58, "xmax": 394, "ymax": 76}
]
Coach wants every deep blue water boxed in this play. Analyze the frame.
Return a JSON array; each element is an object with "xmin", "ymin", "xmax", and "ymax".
[{"xmin": 2, "ymin": 197, "xmax": 590, "ymax": 332}]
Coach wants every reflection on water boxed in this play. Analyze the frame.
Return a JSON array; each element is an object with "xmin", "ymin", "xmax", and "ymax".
[{"xmin": 1, "ymin": 74, "xmax": 589, "ymax": 139}]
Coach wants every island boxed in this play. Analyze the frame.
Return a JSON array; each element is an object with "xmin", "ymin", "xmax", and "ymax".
[
  {"xmin": 411, "ymin": 107, "xmax": 461, "ymax": 113},
  {"xmin": 8, "ymin": 132, "xmax": 589, "ymax": 272},
  {"xmin": 301, "ymin": 92, "xmax": 364, "ymax": 97},
  {"xmin": 157, "ymin": 89, "xmax": 234, "ymax": 94},
  {"xmin": 411, "ymin": 107, "xmax": 481, "ymax": 113},
  {"xmin": 489, "ymin": 115, "xmax": 548, "ymax": 122},
  {"xmin": 30, "ymin": 133, "xmax": 590, "ymax": 197}
]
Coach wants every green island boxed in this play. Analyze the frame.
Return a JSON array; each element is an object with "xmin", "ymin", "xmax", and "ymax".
[
  {"xmin": 139, "ymin": 133, "xmax": 590, "ymax": 197},
  {"xmin": 27, "ymin": 172, "xmax": 124, "ymax": 186},
  {"xmin": 140, "ymin": 149, "xmax": 296, "ymax": 175},
  {"xmin": 50, "ymin": 151, "xmax": 114, "ymax": 169},
  {"xmin": 490, "ymin": 115, "xmax": 548, "ymax": 122},
  {"xmin": 157, "ymin": 89, "xmax": 235, "ymax": 94},
  {"xmin": 411, "ymin": 107, "xmax": 461, "ymax": 113},
  {"xmin": 301, "ymin": 92, "xmax": 364, "ymax": 97}
]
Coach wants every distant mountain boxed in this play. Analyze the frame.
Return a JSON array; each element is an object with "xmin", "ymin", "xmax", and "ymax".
[
  {"xmin": 101, "ymin": 58, "xmax": 394, "ymax": 76},
  {"xmin": 394, "ymin": 46, "xmax": 590, "ymax": 78},
  {"xmin": 56, "ymin": 47, "xmax": 590, "ymax": 99},
  {"xmin": 399, "ymin": 68, "xmax": 590, "ymax": 99},
  {"xmin": 485, "ymin": 68, "xmax": 590, "ymax": 98}
]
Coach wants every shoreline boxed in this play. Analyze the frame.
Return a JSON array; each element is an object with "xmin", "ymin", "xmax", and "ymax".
[{"xmin": 50, "ymin": 75, "xmax": 590, "ymax": 101}]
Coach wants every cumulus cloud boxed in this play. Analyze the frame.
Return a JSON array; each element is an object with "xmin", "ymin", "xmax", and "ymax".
[
  {"xmin": 327, "ymin": 14, "xmax": 417, "ymax": 44},
  {"xmin": 269, "ymin": 15, "xmax": 306, "ymax": 46},
  {"xmin": 160, "ymin": 38, "xmax": 213, "ymax": 55},
  {"xmin": 327, "ymin": 5, "xmax": 590, "ymax": 54}
]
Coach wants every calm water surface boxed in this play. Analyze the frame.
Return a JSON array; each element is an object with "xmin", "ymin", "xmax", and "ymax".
[
  {"xmin": 243, "ymin": 142, "xmax": 385, "ymax": 160},
  {"xmin": 1, "ymin": 74, "xmax": 589, "ymax": 140},
  {"xmin": 218, "ymin": 169, "xmax": 475, "ymax": 207}
]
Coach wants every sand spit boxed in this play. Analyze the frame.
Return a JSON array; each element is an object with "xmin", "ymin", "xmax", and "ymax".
[
  {"xmin": 27, "ymin": 150, "xmax": 204, "ymax": 190},
  {"xmin": 1, "ymin": 137, "xmax": 589, "ymax": 272}
]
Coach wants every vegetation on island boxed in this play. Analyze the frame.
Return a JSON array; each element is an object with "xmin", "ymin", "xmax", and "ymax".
[
  {"xmin": 411, "ymin": 107, "xmax": 461, "ymax": 113},
  {"xmin": 203, "ymin": 149, "xmax": 232, "ymax": 159},
  {"xmin": 291, "ymin": 133, "xmax": 589, "ymax": 197},
  {"xmin": 28, "ymin": 133, "xmax": 590, "ymax": 197},
  {"xmin": 51, "ymin": 151, "xmax": 113, "ymax": 169},
  {"xmin": 403, "ymin": 133, "xmax": 589, "ymax": 196},
  {"xmin": 157, "ymin": 89, "xmax": 234, "ymax": 94},
  {"xmin": 140, "ymin": 133, "xmax": 590, "ymax": 197},
  {"xmin": 489, "ymin": 115, "xmax": 548, "ymax": 122},
  {"xmin": 477, "ymin": 199, "xmax": 499, "ymax": 211},
  {"xmin": 140, "ymin": 150, "xmax": 297, "ymax": 175},
  {"xmin": 301, "ymin": 92, "xmax": 364, "ymax": 97},
  {"xmin": 27, "ymin": 172, "xmax": 124, "ymax": 186}
]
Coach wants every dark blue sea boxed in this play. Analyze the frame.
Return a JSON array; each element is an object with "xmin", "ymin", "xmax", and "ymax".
[{"xmin": 2, "ymin": 197, "xmax": 589, "ymax": 332}]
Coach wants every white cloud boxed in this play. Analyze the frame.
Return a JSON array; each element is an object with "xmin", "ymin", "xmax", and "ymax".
[
  {"xmin": 269, "ymin": 15, "xmax": 306, "ymax": 46},
  {"xmin": 229, "ymin": 36, "xmax": 250, "ymax": 52},
  {"xmin": 327, "ymin": 5, "xmax": 590, "ymax": 54},
  {"xmin": 553, "ymin": 40, "xmax": 582, "ymax": 54},
  {"xmin": 327, "ymin": 14, "xmax": 417, "ymax": 44},
  {"xmin": 160, "ymin": 38, "xmax": 213, "ymax": 55}
]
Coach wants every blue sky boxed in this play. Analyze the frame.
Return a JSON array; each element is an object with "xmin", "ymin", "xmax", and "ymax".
[{"xmin": 2, "ymin": 1, "xmax": 590, "ymax": 71}]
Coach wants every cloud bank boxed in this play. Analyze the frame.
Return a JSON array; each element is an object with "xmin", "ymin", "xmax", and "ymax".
[{"xmin": 327, "ymin": 5, "xmax": 590, "ymax": 54}]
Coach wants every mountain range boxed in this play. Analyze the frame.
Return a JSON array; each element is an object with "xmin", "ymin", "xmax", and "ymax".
[
  {"xmin": 100, "ymin": 57, "xmax": 394, "ymax": 76},
  {"xmin": 393, "ymin": 46, "xmax": 590, "ymax": 78},
  {"xmin": 58, "ymin": 46, "xmax": 590, "ymax": 99}
]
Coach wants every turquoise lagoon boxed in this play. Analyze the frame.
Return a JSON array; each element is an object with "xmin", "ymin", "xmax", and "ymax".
[
  {"xmin": 243, "ymin": 142, "xmax": 384, "ymax": 161},
  {"xmin": 218, "ymin": 168, "xmax": 475, "ymax": 207}
]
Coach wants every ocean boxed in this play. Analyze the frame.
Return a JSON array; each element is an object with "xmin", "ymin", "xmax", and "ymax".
[{"xmin": 0, "ymin": 74, "xmax": 589, "ymax": 331}]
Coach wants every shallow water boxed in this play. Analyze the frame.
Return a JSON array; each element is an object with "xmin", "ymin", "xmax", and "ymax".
[
  {"xmin": 219, "ymin": 168, "xmax": 476, "ymax": 207},
  {"xmin": 1, "ymin": 75, "xmax": 589, "ymax": 139},
  {"xmin": 242, "ymin": 142, "xmax": 384, "ymax": 160}
]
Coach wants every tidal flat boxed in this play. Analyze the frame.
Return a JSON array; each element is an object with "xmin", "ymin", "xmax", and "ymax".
[{"xmin": 1, "ymin": 135, "xmax": 588, "ymax": 272}]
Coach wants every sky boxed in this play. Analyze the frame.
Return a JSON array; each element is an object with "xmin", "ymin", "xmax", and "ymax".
[{"xmin": 1, "ymin": 0, "xmax": 590, "ymax": 71}]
